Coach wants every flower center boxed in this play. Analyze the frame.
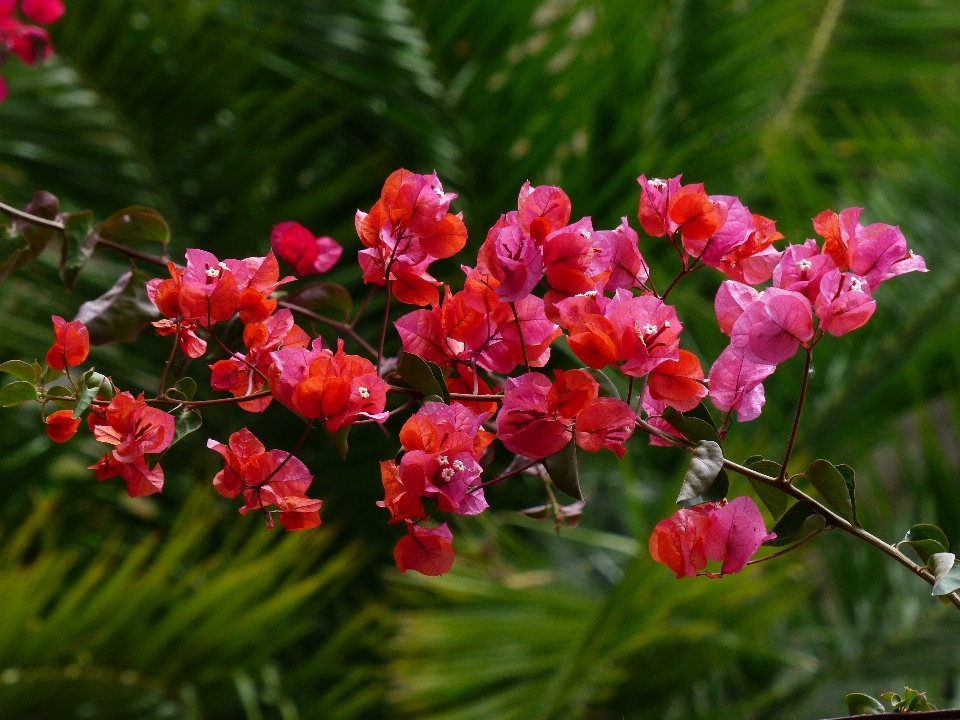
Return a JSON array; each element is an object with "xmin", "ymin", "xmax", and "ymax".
[
  {"xmin": 441, "ymin": 468, "xmax": 455, "ymax": 481},
  {"xmin": 642, "ymin": 323, "xmax": 657, "ymax": 335},
  {"xmin": 452, "ymin": 460, "xmax": 466, "ymax": 472},
  {"xmin": 797, "ymin": 258, "xmax": 813, "ymax": 272},
  {"xmin": 578, "ymin": 228, "xmax": 591, "ymax": 238},
  {"xmin": 437, "ymin": 455, "xmax": 449, "ymax": 466},
  {"xmin": 849, "ymin": 277, "xmax": 863, "ymax": 293},
  {"xmin": 650, "ymin": 178, "xmax": 667, "ymax": 191},
  {"xmin": 357, "ymin": 386, "xmax": 370, "ymax": 399}
]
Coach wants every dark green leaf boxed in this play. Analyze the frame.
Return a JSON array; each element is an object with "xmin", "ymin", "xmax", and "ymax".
[
  {"xmin": 676, "ymin": 440, "xmax": 724, "ymax": 504},
  {"xmin": 44, "ymin": 385, "xmax": 73, "ymax": 409},
  {"xmin": 332, "ymin": 426, "xmax": 350, "ymax": 460},
  {"xmin": 58, "ymin": 209, "xmax": 96, "ymax": 290},
  {"xmin": 905, "ymin": 691, "xmax": 934, "ymax": 712},
  {"xmin": 544, "ymin": 440, "xmax": 581, "ymax": 501},
  {"xmin": 679, "ymin": 469, "xmax": 729, "ymax": 508},
  {"xmin": 902, "ymin": 524, "xmax": 950, "ymax": 563},
  {"xmin": 746, "ymin": 459, "xmax": 789, "ymax": 521},
  {"xmin": 170, "ymin": 411, "xmax": 203, "ymax": 449},
  {"xmin": 804, "ymin": 459, "xmax": 855, "ymax": 525},
  {"xmin": 96, "ymin": 206, "xmax": 170, "ymax": 247},
  {"xmin": 74, "ymin": 269, "xmax": 160, "ymax": 345},
  {"xmin": 0, "ymin": 360, "xmax": 39, "ymax": 384},
  {"xmin": 661, "ymin": 407, "xmax": 721, "ymax": 444},
  {"xmin": 687, "ymin": 401, "xmax": 719, "ymax": 432},
  {"xmin": 0, "ymin": 228, "xmax": 33, "ymax": 281},
  {"xmin": 396, "ymin": 352, "xmax": 448, "ymax": 403},
  {"xmin": 174, "ymin": 377, "xmax": 198, "ymax": 402},
  {"xmin": 927, "ymin": 552, "xmax": 960, "ymax": 596},
  {"xmin": 41, "ymin": 365, "xmax": 65, "ymax": 384},
  {"xmin": 584, "ymin": 368, "xmax": 619, "ymax": 399},
  {"xmin": 845, "ymin": 692, "xmax": 885, "ymax": 715},
  {"xmin": 836, "ymin": 463, "xmax": 860, "ymax": 527},
  {"xmin": 764, "ymin": 501, "xmax": 825, "ymax": 547},
  {"xmin": 0, "ymin": 381, "xmax": 38, "ymax": 406},
  {"xmin": 426, "ymin": 361, "xmax": 449, "ymax": 404},
  {"xmin": 287, "ymin": 281, "xmax": 353, "ymax": 318}
]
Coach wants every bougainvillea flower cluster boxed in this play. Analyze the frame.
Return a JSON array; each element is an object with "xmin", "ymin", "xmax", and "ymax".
[{"xmin": 11, "ymin": 162, "xmax": 927, "ymax": 580}]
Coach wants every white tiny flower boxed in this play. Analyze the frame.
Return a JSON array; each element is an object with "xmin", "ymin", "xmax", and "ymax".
[
  {"xmin": 798, "ymin": 258, "xmax": 813, "ymax": 271},
  {"xmin": 849, "ymin": 277, "xmax": 863, "ymax": 293},
  {"xmin": 441, "ymin": 468, "xmax": 455, "ymax": 481},
  {"xmin": 583, "ymin": 290, "xmax": 598, "ymax": 298},
  {"xmin": 663, "ymin": 320, "xmax": 672, "ymax": 328},
  {"xmin": 452, "ymin": 460, "xmax": 466, "ymax": 472},
  {"xmin": 358, "ymin": 386, "xmax": 370, "ymax": 399},
  {"xmin": 437, "ymin": 455, "xmax": 449, "ymax": 466},
  {"xmin": 650, "ymin": 178, "xmax": 667, "ymax": 191},
  {"xmin": 578, "ymin": 228, "xmax": 592, "ymax": 238},
  {"xmin": 642, "ymin": 323, "xmax": 657, "ymax": 335},
  {"xmin": 205, "ymin": 267, "xmax": 220, "ymax": 278},
  {"xmin": 434, "ymin": 185, "xmax": 445, "ymax": 199}
]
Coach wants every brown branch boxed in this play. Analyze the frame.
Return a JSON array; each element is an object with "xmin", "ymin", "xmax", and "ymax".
[
  {"xmin": 278, "ymin": 300, "xmax": 378, "ymax": 359},
  {"xmin": 634, "ymin": 417, "xmax": 960, "ymax": 611},
  {"xmin": 385, "ymin": 384, "xmax": 503, "ymax": 404},
  {"xmin": 150, "ymin": 390, "xmax": 272, "ymax": 409},
  {"xmin": 0, "ymin": 200, "xmax": 65, "ymax": 230}
]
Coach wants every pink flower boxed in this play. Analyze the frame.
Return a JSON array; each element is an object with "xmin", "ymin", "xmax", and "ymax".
[
  {"xmin": 21, "ymin": 0, "xmax": 64, "ymax": 24},
  {"xmin": 477, "ymin": 218, "xmax": 544, "ymax": 302},
  {"xmin": 394, "ymin": 522, "xmax": 455, "ymax": 576},
  {"xmin": 636, "ymin": 174, "xmax": 681, "ymax": 238},
  {"xmin": 594, "ymin": 217, "xmax": 650, "ymax": 291},
  {"xmin": 518, "ymin": 181, "xmax": 572, "ymax": 244},
  {"xmin": 773, "ymin": 239, "xmax": 836, "ymax": 301},
  {"xmin": 271, "ymin": 221, "xmax": 343, "ymax": 277},
  {"xmin": 730, "ymin": 288, "xmax": 813, "ymax": 365},
  {"xmin": 813, "ymin": 269, "xmax": 877, "ymax": 337},
  {"xmin": 707, "ymin": 346, "xmax": 774, "ymax": 422}
]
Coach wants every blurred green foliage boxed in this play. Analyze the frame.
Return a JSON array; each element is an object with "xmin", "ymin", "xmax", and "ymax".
[{"xmin": 2, "ymin": 0, "xmax": 960, "ymax": 717}]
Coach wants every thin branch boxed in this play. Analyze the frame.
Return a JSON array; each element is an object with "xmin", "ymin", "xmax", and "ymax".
[
  {"xmin": 780, "ymin": 347, "xmax": 813, "ymax": 478},
  {"xmin": 150, "ymin": 390, "xmax": 272, "ymax": 408},
  {"xmin": 0, "ymin": 201, "xmax": 65, "ymax": 230},
  {"xmin": 745, "ymin": 528, "xmax": 823, "ymax": 566},
  {"xmin": 385, "ymin": 384, "xmax": 503, "ymax": 404},
  {"xmin": 479, "ymin": 458, "xmax": 540, "ymax": 488},
  {"xmin": 96, "ymin": 238, "xmax": 169, "ymax": 267},
  {"xmin": 278, "ymin": 301, "xmax": 378, "ymax": 359},
  {"xmin": 633, "ymin": 417, "xmax": 960, "ymax": 611}
]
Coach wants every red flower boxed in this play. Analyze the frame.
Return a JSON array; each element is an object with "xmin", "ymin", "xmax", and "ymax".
[
  {"xmin": 207, "ymin": 427, "xmax": 318, "ymax": 525},
  {"xmin": 45, "ymin": 315, "xmax": 89, "ymax": 371},
  {"xmin": 21, "ymin": 0, "xmax": 64, "ymax": 24},
  {"xmin": 393, "ymin": 522, "xmax": 455, "ymax": 576},
  {"xmin": 89, "ymin": 392, "xmax": 175, "ymax": 496},
  {"xmin": 378, "ymin": 460, "xmax": 425, "ymax": 524},
  {"xmin": 270, "ymin": 221, "xmax": 342, "ymax": 277},
  {"xmin": 223, "ymin": 251, "xmax": 295, "ymax": 324},
  {"xmin": 44, "ymin": 409, "xmax": 80, "ymax": 443},
  {"xmin": 269, "ymin": 339, "xmax": 388, "ymax": 431},
  {"xmin": 151, "ymin": 319, "xmax": 207, "ymax": 359},
  {"xmin": 518, "ymin": 181, "xmax": 571, "ymax": 244},
  {"xmin": 648, "ymin": 349, "xmax": 707, "ymax": 412},
  {"xmin": 146, "ymin": 250, "xmax": 241, "ymax": 327},
  {"xmin": 497, "ymin": 370, "xmax": 636, "ymax": 459}
]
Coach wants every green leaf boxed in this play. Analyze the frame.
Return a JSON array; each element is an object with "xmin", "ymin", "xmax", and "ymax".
[
  {"xmin": 835, "ymin": 463, "xmax": 860, "ymax": 527},
  {"xmin": 880, "ymin": 692, "xmax": 902, "ymax": 706},
  {"xmin": 74, "ymin": 269, "xmax": 160, "ymax": 345},
  {"xmin": 396, "ymin": 352, "xmax": 449, "ymax": 403},
  {"xmin": 0, "ymin": 192, "xmax": 60, "ymax": 280},
  {"xmin": 0, "ymin": 381, "xmax": 39, "ymax": 406},
  {"xmin": 661, "ymin": 407, "xmax": 722, "ymax": 444},
  {"xmin": 170, "ymin": 410, "xmax": 203, "ymax": 449},
  {"xmin": 96, "ymin": 206, "xmax": 170, "ymax": 247},
  {"xmin": 901, "ymin": 524, "xmax": 949, "ymax": 564},
  {"xmin": 804, "ymin": 459, "xmax": 855, "ymax": 525},
  {"xmin": 58, "ymin": 209, "xmax": 96, "ymax": 290},
  {"xmin": 584, "ymin": 368, "xmax": 619, "ymax": 399},
  {"xmin": 679, "ymin": 469, "xmax": 729, "ymax": 508},
  {"xmin": 544, "ymin": 440, "xmax": 581, "ymax": 501},
  {"xmin": 174, "ymin": 377, "xmax": 198, "ymax": 402},
  {"xmin": 764, "ymin": 501, "xmax": 825, "ymax": 547},
  {"xmin": 746, "ymin": 459, "xmax": 789, "ymax": 521},
  {"xmin": 927, "ymin": 552, "xmax": 960, "ymax": 596},
  {"xmin": 71, "ymin": 368, "xmax": 98, "ymax": 418},
  {"xmin": 287, "ymin": 281, "xmax": 354, "ymax": 318},
  {"xmin": 686, "ymin": 401, "xmax": 719, "ymax": 433},
  {"xmin": 332, "ymin": 426, "xmax": 350, "ymax": 460},
  {"xmin": 845, "ymin": 692, "xmax": 885, "ymax": 715},
  {"xmin": 676, "ymin": 440, "xmax": 724, "ymax": 504},
  {"xmin": 41, "ymin": 365, "xmax": 65, "ymax": 384},
  {"xmin": 44, "ymin": 384, "xmax": 75, "ymax": 410},
  {"xmin": 0, "ymin": 360, "xmax": 39, "ymax": 384}
]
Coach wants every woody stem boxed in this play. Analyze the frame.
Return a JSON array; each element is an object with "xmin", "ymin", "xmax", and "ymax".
[
  {"xmin": 509, "ymin": 302, "xmax": 530, "ymax": 372},
  {"xmin": 634, "ymin": 417, "xmax": 960, "ymax": 611},
  {"xmin": 158, "ymin": 330, "xmax": 179, "ymax": 395},
  {"xmin": 744, "ymin": 528, "xmax": 823, "ymax": 566},
  {"xmin": 278, "ymin": 301, "xmax": 377, "ymax": 359},
  {"xmin": 780, "ymin": 347, "xmax": 813, "ymax": 479}
]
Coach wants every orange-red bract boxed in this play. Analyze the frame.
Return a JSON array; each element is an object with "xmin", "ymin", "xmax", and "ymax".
[
  {"xmin": 278, "ymin": 495, "xmax": 323, "ymax": 530},
  {"xmin": 668, "ymin": 185, "xmax": 720, "ymax": 242},
  {"xmin": 648, "ymin": 349, "xmax": 708, "ymax": 412},
  {"xmin": 393, "ymin": 523, "xmax": 455, "ymax": 576},
  {"xmin": 44, "ymin": 409, "xmax": 80, "ymax": 443},
  {"xmin": 45, "ymin": 315, "xmax": 89, "ymax": 371}
]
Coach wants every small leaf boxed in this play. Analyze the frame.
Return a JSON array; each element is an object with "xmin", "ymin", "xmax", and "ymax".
[
  {"xmin": 0, "ymin": 360, "xmax": 39, "ymax": 383},
  {"xmin": 901, "ymin": 524, "xmax": 949, "ymax": 563},
  {"xmin": 520, "ymin": 504, "xmax": 551, "ymax": 520},
  {"xmin": 585, "ymin": 368, "xmax": 619, "ymax": 399},
  {"xmin": 880, "ymin": 692, "xmax": 901, "ymax": 706},
  {"xmin": 97, "ymin": 206, "xmax": 170, "ymax": 247},
  {"xmin": 41, "ymin": 365, "xmax": 65, "ymax": 384},
  {"xmin": 59, "ymin": 210, "xmax": 96, "ymax": 290},
  {"xmin": 764, "ymin": 501, "xmax": 825, "ymax": 547},
  {"xmin": 174, "ymin": 377, "xmax": 198, "ymax": 401},
  {"xmin": 835, "ymin": 463, "xmax": 860, "ymax": 527},
  {"xmin": 332, "ymin": 426, "xmax": 350, "ymax": 460},
  {"xmin": 0, "ymin": 381, "xmax": 39, "ymax": 406},
  {"xmin": 676, "ymin": 440, "xmax": 724, "ymax": 504},
  {"xmin": 71, "ymin": 368, "xmax": 99, "ymax": 418},
  {"xmin": 170, "ymin": 410, "xmax": 202, "ymax": 448},
  {"xmin": 679, "ymin": 468, "xmax": 729, "ymax": 508},
  {"xmin": 805, "ymin": 459, "xmax": 855, "ymax": 525},
  {"xmin": 845, "ymin": 692, "xmax": 885, "ymax": 715},
  {"xmin": 544, "ymin": 439, "xmax": 581, "ymax": 500},
  {"xmin": 287, "ymin": 281, "xmax": 353, "ymax": 318},
  {"xmin": 75, "ymin": 270, "xmax": 160, "ymax": 345},
  {"xmin": 928, "ymin": 552, "xmax": 960, "ymax": 596},
  {"xmin": 746, "ymin": 459, "xmax": 789, "ymax": 521},
  {"xmin": 425, "ymin": 360, "xmax": 449, "ymax": 403},
  {"xmin": 44, "ymin": 386, "xmax": 74, "ymax": 409},
  {"xmin": 687, "ymin": 401, "xmax": 719, "ymax": 432},
  {"xmin": 396, "ymin": 352, "xmax": 448, "ymax": 403},
  {"xmin": 662, "ymin": 407, "xmax": 722, "ymax": 444}
]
